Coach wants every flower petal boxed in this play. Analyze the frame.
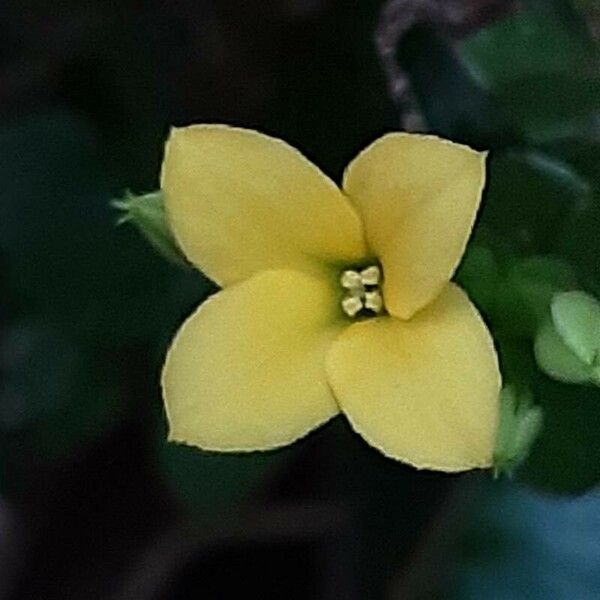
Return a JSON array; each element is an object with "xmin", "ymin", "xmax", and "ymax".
[
  {"xmin": 162, "ymin": 125, "xmax": 366, "ymax": 286},
  {"xmin": 343, "ymin": 133, "xmax": 487, "ymax": 319},
  {"xmin": 162, "ymin": 269, "xmax": 344, "ymax": 451},
  {"xmin": 326, "ymin": 284, "xmax": 501, "ymax": 471}
]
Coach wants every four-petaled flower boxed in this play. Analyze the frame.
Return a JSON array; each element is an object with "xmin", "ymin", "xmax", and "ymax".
[{"xmin": 161, "ymin": 125, "xmax": 501, "ymax": 472}]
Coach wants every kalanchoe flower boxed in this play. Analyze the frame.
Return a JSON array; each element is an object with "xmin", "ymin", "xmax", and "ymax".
[{"xmin": 160, "ymin": 125, "xmax": 501, "ymax": 472}]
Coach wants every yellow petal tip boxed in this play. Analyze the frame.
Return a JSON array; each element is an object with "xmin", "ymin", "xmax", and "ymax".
[{"xmin": 327, "ymin": 285, "xmax": 500, "ymax": 473}]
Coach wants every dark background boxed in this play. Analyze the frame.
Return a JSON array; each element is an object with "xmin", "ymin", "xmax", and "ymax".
[{"xmin": 2, "ymin": 1, "xmax": 600, "ymax": 598}]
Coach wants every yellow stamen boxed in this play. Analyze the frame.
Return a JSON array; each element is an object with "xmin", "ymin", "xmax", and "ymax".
[
  {"xmin": 341, "ymin": 270, "xmax": 363, "ymax": 290},
  {"xmin": 340, "ymin": 264, "xmax": 384, "ymax": 317},
  {"xmin": 360, "ymin": 265, "xmax": 381, "ymax": 286},
  {"xmin": 342, "ymin": 295, "xmax": 364, "ymax": 317},
  {"xmin": 364, "ymin": 290, "xmax": 383, "ymax": 313}
]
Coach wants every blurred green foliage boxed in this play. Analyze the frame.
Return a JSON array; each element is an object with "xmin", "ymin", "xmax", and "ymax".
[
  {"xmin": 451, "ymin": 1, "xmax": 600, "ymax": 494},
  {"xmin": 0, "ymin": 110, "xmax": 212, "ymax": 497},
  {"xmin": 395, "ymin": 0, "xmax": 600, "ymax": 493}
]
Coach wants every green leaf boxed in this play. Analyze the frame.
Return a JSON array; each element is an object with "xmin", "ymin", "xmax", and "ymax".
[
  {"xmin": 456, "ymin": 245, "xmax": 500, "ymax": 316},
  {"xmin": 551, "ymin": 290, "xmax": 600, "ymax": 366},
  {"xmin": 501, "ymin": 256, "xmax": 578, "ymax": 336},
  {"xmin": 461, "ymin": 9, "xmax": 593, "ymax": 89},
  {"xmin": 542, "ymin": 138, "xmax": 600, "ymax": 190},
  {"xmin": 458, "ymin": 248, "xmax": 578, "ymax": 341},
  {"xmin": 495, "ymin": 338, "xmax": 538, "ymax": 391},
  {"xmin": 0, "ymin": 323, "xmax": 123, "ymax": 496},
  {"xmin": 0, "ymin": 110, "xmax": 207, "ymax": 345},
  {"xmin": 494, "ymin": 386, "xmax": 543, "ymax": 478},
  {"xmin": 508, "ymin": 256, "xmax": 577, "ymax": 291},
  {"xmin": 112, "ymin": 190, "xmax": 188, "ymax": 268},
  {"xmin": 482, "ymin": 151, "xmax": 592, "ymax": 254},
  {"xmin": 397, "ymin": 27, "xmax": 517, "ymax": 149},
  {"xmin": 559, "ymin": 196, "xmax": 600, "ymax": 287},
  {"xmin": 534, "ymin": 320, "xmax": 596, "ymax": 384},
  {"xmin": 460, "ymin": 8, "xmax": 598, "ymax": 142},
  {"xmin": 498, "ymin": 75, "xmax": 600, "ymax": 143}
]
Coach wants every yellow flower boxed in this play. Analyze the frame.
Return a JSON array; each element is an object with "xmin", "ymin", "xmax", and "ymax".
[{"xmin": 160, "ymin": 125, "xmax": 501, "ymax": 472}]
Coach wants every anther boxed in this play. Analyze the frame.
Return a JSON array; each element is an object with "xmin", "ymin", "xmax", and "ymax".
[
  {"xmin": 341, "ymin": 295, "xmax": 363, "ymax": 317},
  {"xmin": 339, "ymin": 263, "xmax": 385, "ymax": 317},
  {"xmin": 364, "ymin": 290, "xmax": 383, "ymax": 313},
  {"xmin": 341, "ymin": 270, "xmax": 363, "ymax": 290},
  {"xmin": 360, "ymin": 265, "xmax": 381, "ymax": 286}
]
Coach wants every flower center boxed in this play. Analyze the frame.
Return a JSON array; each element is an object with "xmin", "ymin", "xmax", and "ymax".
[{"xmin": 340, "ymin": 264, "xmax": 384, "ymax": 318}]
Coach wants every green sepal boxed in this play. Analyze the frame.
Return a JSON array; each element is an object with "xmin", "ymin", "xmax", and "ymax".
[
  {"xmin": 112, "ymin": 190, "xmax": 189, "ymax": 268},
  {"xmin": 458, "ymin": 245, "xmax": 577, "ymax": 340},
  {"xmin": 551, "ymin": 290, "xmax": 600, "ymax": 367},
  {"xmin": 534, "ymin": 320, "xmax": 596, "ymax": 385},
  {"xmin": 493, "ymin": 386, "xmax": 543, "ymax": 478}
]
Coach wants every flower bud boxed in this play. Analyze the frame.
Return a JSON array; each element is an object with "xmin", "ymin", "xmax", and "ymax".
[
  {"xmin": 112, "ymin": 191, "xmax": 188, "ymax": 268},
  {"xmin": 493, "ymin": 386, "xmax": 543, "ymax": 478},
  {"xmin": 534, "ymin": 291, "xmax": 600, "ymax": 386}
]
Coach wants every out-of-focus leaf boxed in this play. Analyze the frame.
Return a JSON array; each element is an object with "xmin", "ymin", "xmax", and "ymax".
[
  {"xmin": 159, "ymin": 434, "xmax": 286, "ymax": 519},
  {"xmin": 496, "ymin": 338, "xmax": 538, "ymax": 390},
  {"xmin": 482, "ymin": 151, "xmax": 592, "ymax": 254},
  {"xmin": 535, "ymin": 320, "xmax": 596, "ymax": 385},
  {"xmin": 460, "ymin": 7, "xmax": 598, "ymax": 142},
  {"xmin": 494, "ymin": 386, "xmax": 543, "ymax": 478},
  {"xmin": 499, "ymin": 256, "xmax": 577, "ymax": 337},
  {"xmin": 458, "ymin": 248, "xmax": 577, "ymax": 340},
  {"xmin": 508, "ymin": 256, "xmax": 577, "ymax": 292},
  {"xmin": 524, "ymin": 0, "xmax": 597, "ymax": 50},
  {"xmin": 519, "ymin": 375, "xmax": 600, "ymax": 494},
  {"xmin": 397, "ymin": 27, "xmax": 517, "ymax": 149},
  {"xmin": 0, "ymin": 322, "xmax": 123, "ymax": 495},
  {"xmin": 456, "ymin": 245, "xmax": 500, "ymax": 317},
  {"xmin": 542, "ymin": 139, "xmax": 600, "ymax": 189},
  {"xmin": 551, "ymin": 290, "xmax": 600, "ymax": 366},
  {"xmin": 461, "ymin": 9, "xmax": 594, "ymax": 88},
  {"xmin": 574, "ymin": 0, "xmax": 599, "ymax": 8},
  {"xmin": 498, "ymin": 75, "xmax": 600, "ymax": 143},
  {"xmin": 0, "ymin": 110, "xmax": 207, "ymax": 345},
  {"xmin": 559, "ymin": 196, "xmax": 600, "ymax": 287}
]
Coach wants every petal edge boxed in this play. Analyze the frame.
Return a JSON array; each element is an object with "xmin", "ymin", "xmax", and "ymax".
[
  {"xmin": 162, "ymin": 125, "xmax": 367, "ymax": 286},
  {"xmin": 326, "ymin": 283, "xmax": 501, "ymax": 472},
  {"xmin": 162, "ymin": 269, "xmax": 343, "ymax": 452},
  {"xmin": 343, "ymin": 133, "xmax": 487, "ymax": 319}
]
